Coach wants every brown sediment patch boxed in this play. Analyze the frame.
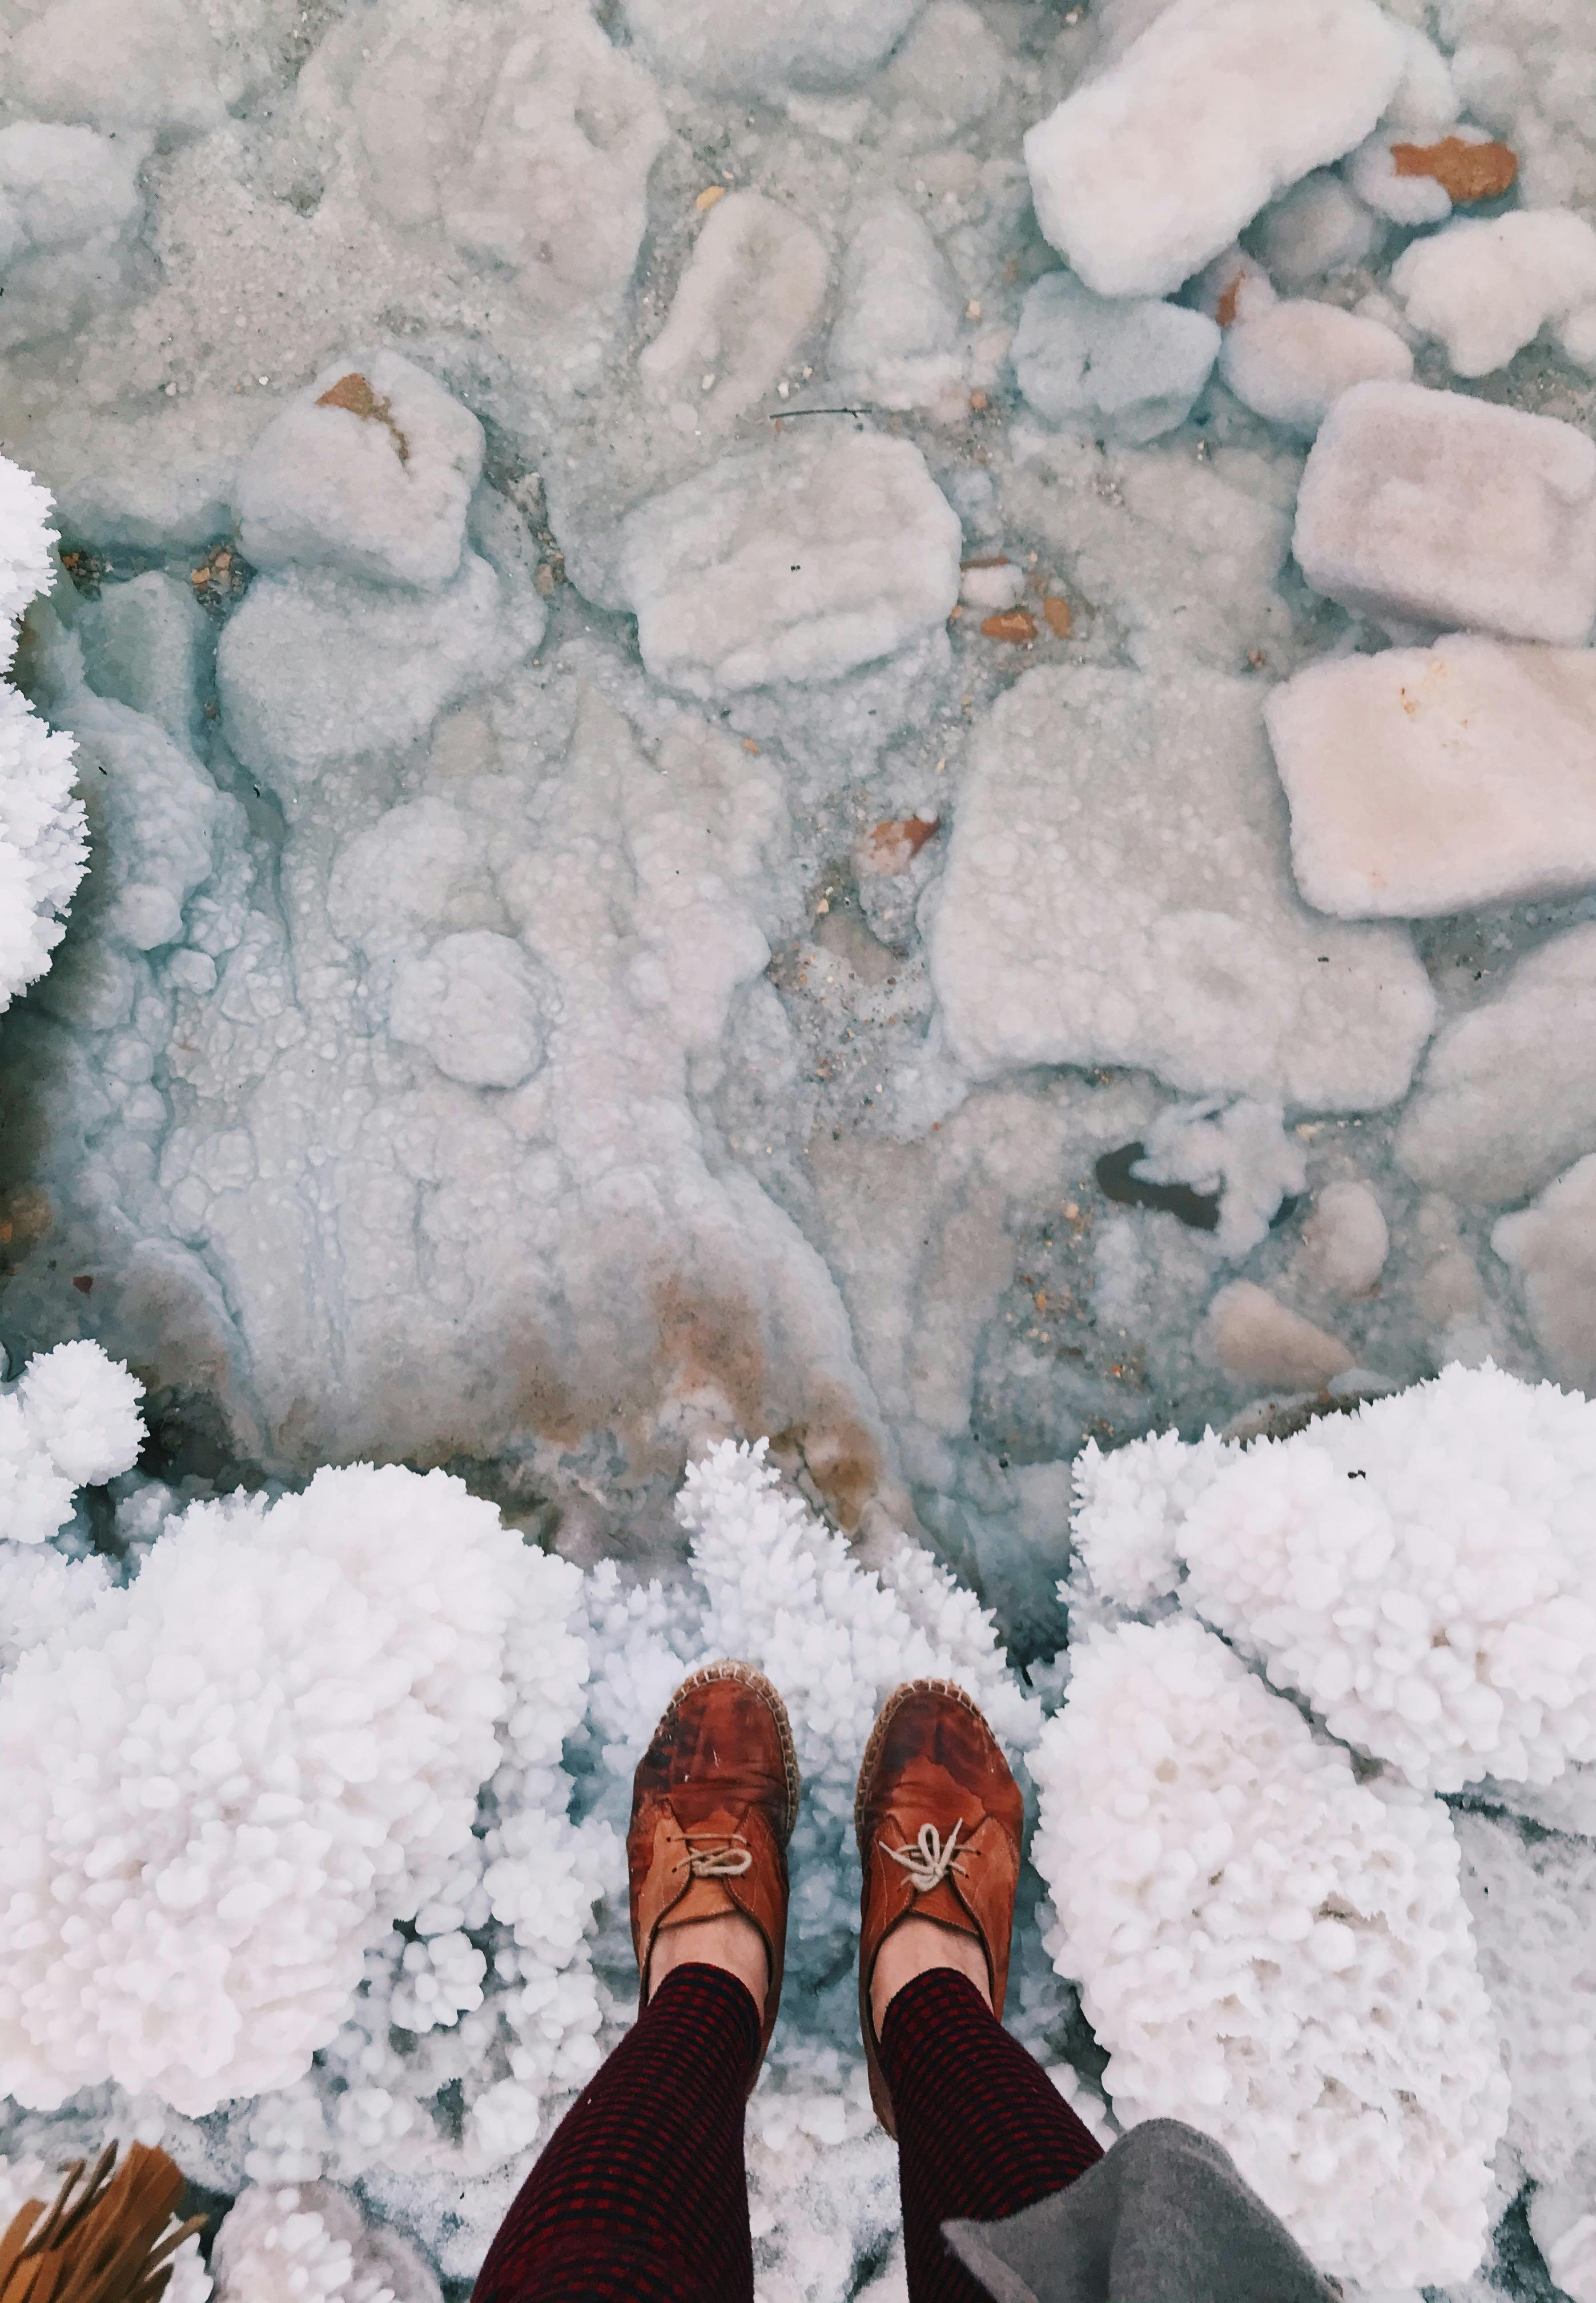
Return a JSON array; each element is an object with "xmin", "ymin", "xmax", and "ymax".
[
  {"xmin": 858, "ymin": 816, "xmax": 940, "ymax": 877},
  {"xmin": 1391, "ymin": 137, "xmax": 1518, "ymax": 203},
  {"xmin": 315, "ymin": 371, "xmax": 412, "ymax": 463},
  {"xmin": 0, "ymin": 1183, "xmax": 54, "ymax": 1273},
  {"xmin": 769, "ymin": 1410, "xmax": 881, "ymax": 1532}
]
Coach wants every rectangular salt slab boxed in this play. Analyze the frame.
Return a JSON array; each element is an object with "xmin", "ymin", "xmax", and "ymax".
[
  {"xmin": 1266, "ymin": 633, "xmax": 1596, "ymax": 917},
  {"xmin": 1294, "ymin": 379, "xmax": 1596, "ymax": 647},
  {"xmin": 1022, "ymin": 0, "xmax": 1403, "ymax": 299}
]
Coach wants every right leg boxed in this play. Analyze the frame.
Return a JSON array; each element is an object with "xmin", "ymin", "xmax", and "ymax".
[
  {"xmin": 855, "ymin": 1683, "xmax": 1104, "ymax": 2303},
  {"xmin": 877, "ymin": 1954, "xmax": 1104, "ymax": 2303}
]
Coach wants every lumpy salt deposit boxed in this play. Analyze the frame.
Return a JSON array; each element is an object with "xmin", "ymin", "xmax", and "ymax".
[{"xmin": 5, "ymin": 0, "xmax": 1596, "ymax": 2292}]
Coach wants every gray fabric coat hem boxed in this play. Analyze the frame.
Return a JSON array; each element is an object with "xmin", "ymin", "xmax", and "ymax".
[{"xmin": 942, "ymin": 2117, "xmax": 1338, "ymax": 2303}]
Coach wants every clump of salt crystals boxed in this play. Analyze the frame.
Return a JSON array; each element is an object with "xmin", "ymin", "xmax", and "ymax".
[{"xmin": 1032, "ymin": 1616, "xmax": 1508, "ymax": 2289}]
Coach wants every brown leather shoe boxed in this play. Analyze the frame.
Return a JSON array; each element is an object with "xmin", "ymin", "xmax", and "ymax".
[
  {"xmin": 854, "ymin": 1678, "xmax": 1024, "ymax": 2135},
  {"xmin": 628, "ymin": 1659, "xmax": 800, "ymax": 2083}
]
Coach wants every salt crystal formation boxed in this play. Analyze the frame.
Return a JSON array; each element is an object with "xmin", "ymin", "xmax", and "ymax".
[
  {"xmin": 211, "ymin": 2182, "xmax": 439, "ymax": 2303},
  {"xmin": 0, "ymin": 459, "xmax": 84, "ymax": 1010},
  {"xmin": 0, "ymin": 1338, "xmax": 142, "ymax": 1546},
  {"xmin": 1390, "ymin": 208, "xmax": 1596, "ymax": 375},
  {"xmin": 614, "ymin": 429, "xmax": 962, "ymax": 697},
  {"xmin": 1032, "ymin": 1618, "xmax": 1509, "ymax": 2289},
  {"xmin": 0, "ymin": 1459, "xmax": 590, "ymax": 2113},
  {"xmin": 1217, "ymin": 297, "xmax": 1412, "ymax": 435},
  {"xmin": 1072, "ymin": 1363, "xmax": 1596, "ymax": 1794},
  {"xmin": 1011, "ymin": 274, "xmax": 1220, "ymax": 444},
  {"xmin": 1397, "ymin": 923, "xmax": 1596, "ymax": 1205}
]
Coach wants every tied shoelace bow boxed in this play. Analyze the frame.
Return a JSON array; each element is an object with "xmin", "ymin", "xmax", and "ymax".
[
  {"xmin": 679, "ymin": 1828, "xmax": 754, "ymax": 1879},
  {"xmin": 881, "ymin": 1818, "xmax": 970, "ymax": 1893}
]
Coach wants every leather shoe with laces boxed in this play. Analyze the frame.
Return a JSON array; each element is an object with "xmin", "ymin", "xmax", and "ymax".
[
  {"xmin": 628, "ymin": 1659, "xmax": 801, "ymax": 2085},
  {"xmin": 854, "ymin": 1678, "xmax": 1024, "ymax": 2135}
]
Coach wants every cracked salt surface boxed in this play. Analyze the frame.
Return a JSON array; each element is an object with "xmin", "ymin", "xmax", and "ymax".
[{"xmin": 3, "ymin": 0, "xmax": 1596, "ymax": 2292}]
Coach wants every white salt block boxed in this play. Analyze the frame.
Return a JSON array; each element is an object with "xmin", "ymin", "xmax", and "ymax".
[
  {"xmin": 1389, "ymin": 209, "xmax": 1596, "ymax": 379},
  {"xmin": 1293, "ymin": 379, "xmax": 1596, "ymax": 647},
  {"xmin": 1295, "ymin": 1178, "xmax": 1388, "ymax": 1298},
  {"xmin": 1397, "ymin": 923, "xmax": 1596, "ymax": 1207},
  {"xmin": 1494, "ymin": 1156, "xmax": 1596, "ymax": 1392},
  {"xmin": 1249, "ymin": 171, "xmax": 1384, "ymax": 290},
  {"xmin": 1012, "ymin": 272, "xmax": 1219, "ymax": 443},
  {"xmin": 615, "ymin": 427, "xmax": 960, "ymax": 698},
  {"xmin": 1203, "ymin": 1278, "xmax": 1355, "ymax": 1390},
  {"xmin": 233, "ymin": 351, "xmax": 485, "ymax": 592},
  {"xmin": 1220, "ymin": 297, "xmax": 1412, "ymax": 434},
  {"xmin": 1022, "ymin": 0, "xmax": 1404, "ymax": 298},
  {"xmin": 927, "ymin": 662, "xmax": 1435, "ymax": 1110},
  {"xmin": 1265, "ymin": 633, "xmax": 1596, "ymax": 917}
]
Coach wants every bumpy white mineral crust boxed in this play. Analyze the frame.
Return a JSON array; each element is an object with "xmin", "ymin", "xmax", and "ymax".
[
  {"xmin": 1033, "ymin": 1616, "xmax": 1509, "ymax": 2289},
  {"xmin": 928, "ymin": 661, "xmax": 1436, "ymax": 1108},
  {"xmin": 1073, "ymin": 1363, "xmax": 1596, "ymax": 1795},
  {"xmin": 0, "ymin": 456, "xmax": 86, "ymax": 1013},
  {"xmin": 0, "ymin": 1465, "xmax": 550, "ymax": 2112},
  {"xmin": 1022, "ymin": 0, "xmax": 1404, "ymax": 298}
]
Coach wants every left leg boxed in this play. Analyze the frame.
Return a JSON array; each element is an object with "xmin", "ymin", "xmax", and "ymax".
[
  {"xmin": 470, "ymin": 1955, "xmax": 760, "ymax": 2303},
  {"xmin": 472, "ymin": 1660, "xmax": 799, "ymax": 2302}
]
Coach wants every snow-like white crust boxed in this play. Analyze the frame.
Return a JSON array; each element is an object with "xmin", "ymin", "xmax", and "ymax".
[
  {"xmin": 1074, "ymin": 1363, "xmax": 1596, "ymax": 1794},
  {"xmin": 0, "ymin": 1464, "xmax": 571, "ymax": 2113},
  {"xmin": 1032, "ymin": 1616, "xmax": 1508, "ymax": 2288}
]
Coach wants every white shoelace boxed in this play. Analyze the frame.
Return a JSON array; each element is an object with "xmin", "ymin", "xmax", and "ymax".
[
  {"xmin": 679, "ymin": 1829, "xmax": 754, "ymax": 1879},
  {"xmin": 881, "ymin": 1819, "xmax": 969, "ymax": 1893}
]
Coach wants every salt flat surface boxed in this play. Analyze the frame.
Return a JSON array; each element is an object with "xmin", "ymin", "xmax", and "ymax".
[{"xmin": 2, "ymin": 0, "xmax": 1596, "ymax": 2294}]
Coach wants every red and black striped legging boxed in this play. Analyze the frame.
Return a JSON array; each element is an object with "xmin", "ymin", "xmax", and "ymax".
[{"xmin": 470, "ymin": 1960, "xmax": 1104, "ymax": 2303}]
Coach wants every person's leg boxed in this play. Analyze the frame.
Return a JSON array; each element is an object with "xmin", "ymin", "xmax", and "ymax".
[
  {"xmin": 470, "ymin": 1958, "xmax": 759, "ymax": 2303},
  {"xmin": 472, "ymin": 1662, "xmax": 799, "ymax": 2302},
  {"xmin": 855, "ymin": 1685, "xmax": 1104, "ymax": 2303},
  {"xmin": 878, "ymin": 1953, "xmax": 1104, "ymax": 2303}
]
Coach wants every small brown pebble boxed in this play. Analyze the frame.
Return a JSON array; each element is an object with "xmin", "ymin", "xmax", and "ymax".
[
  {"xmin": 316, "ymin": 370, "xmax": 411, "ymax": 462},
  {"xmin": 695, "ymin": 184, "xmax": 727, "ymax": 211},
  {"xmin": 859, "ymin": 816, "xmax": 941, "ymax": 876},
  {"xmin": 1391, "ymin": 136, "xmax": 1518, "ymax": 202},
  {"xmin": 72, "ymin": 1274, "xmax": 94, "ymax": 1295},
  {"xmin": 982, "ymin": 608, "xmax": 1037, "ymax": 643},
  {"xmin": 969, "ymin": 390, "xmax": 988, "ymax": 412},
  {"xmin": 1041, "ymin": 595, "xmax": 1072, "ymax": 638},
  {"xmin": 317, "ymin": 370, "xmax": 382, "ymax": 418},
  {"xmin": 1215, "ymin": 271, "xmax": 1245, "ymax": 329}
]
